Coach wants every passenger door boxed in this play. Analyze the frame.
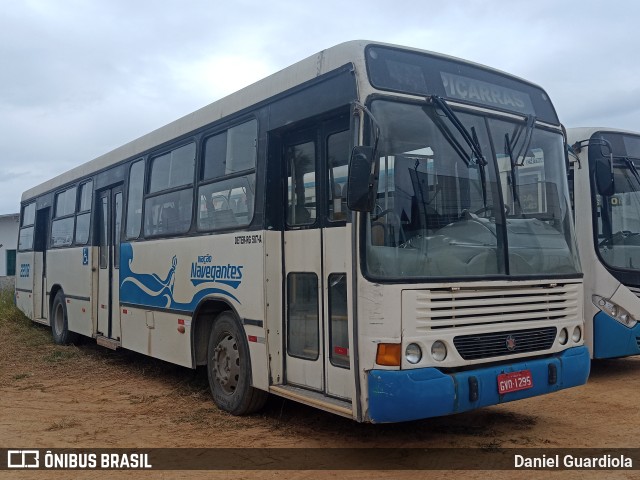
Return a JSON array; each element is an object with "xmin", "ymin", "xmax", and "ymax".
[
  {"xmin": 33, "ymin": 207, "xmax": 50, "ymax": 319},
  {"xmin": 282, "ymin": 114, "xmax": 353, "ymax": 400},
  {"xmin": 96, "ymin": 185, "xmax": 123, "ymax": 341}
]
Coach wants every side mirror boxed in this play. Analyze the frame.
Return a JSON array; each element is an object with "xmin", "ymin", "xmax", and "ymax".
[
  {"xmin": 346, "ymin": 146, "xmax": 378, "ymax": 212},
  {"xmin": 595, "ymin": 154, "xmax": 615, "ymax": 197}
]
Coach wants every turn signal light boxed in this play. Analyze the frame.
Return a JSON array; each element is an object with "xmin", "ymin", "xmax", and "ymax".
[{"xmin": 376, "ymin": 343, "xmax": 401, "ymax": 366}]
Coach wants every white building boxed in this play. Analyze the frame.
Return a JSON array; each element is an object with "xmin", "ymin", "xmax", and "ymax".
[{"xmin": 0, "ymin": 213, "xmax": 19, "ymax": 277}]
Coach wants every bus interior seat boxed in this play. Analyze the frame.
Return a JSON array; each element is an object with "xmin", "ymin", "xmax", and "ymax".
[
  {"xmin": 289, "ymin": 205, "xmax": 311, "ymax": 224},
  {"xmin": 211, "ymin": 209, "xmax": 238, "ymax": 229},
  {"xmin": 160, "ymin": 205, "xmax": 178, "ymax": 232},
  {"xmin": 371, "ymin": 221, "xmax": 387, "ymax": 245}
]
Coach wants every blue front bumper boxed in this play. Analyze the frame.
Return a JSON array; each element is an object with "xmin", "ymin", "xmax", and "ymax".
[{"xmin": 367, "ymin": 345, "xmax": 590, "ymax": 423}]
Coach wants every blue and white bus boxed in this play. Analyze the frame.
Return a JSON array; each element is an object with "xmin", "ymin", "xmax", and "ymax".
[
  {"xmin": 568, "ymin": 127, "xmax": 640, "ymax": 358},
  {"xmin": 15, "ymin": 41, "xmax": 589, "ymax": 423}
]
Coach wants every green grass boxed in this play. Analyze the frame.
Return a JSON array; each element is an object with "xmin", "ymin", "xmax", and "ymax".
[
  {"xmin": 0, "ymin": 287, "xmax": 26, "ymax": 324},
  {"xmin": 43, "ymin": 349, "xmax": 80, "ymax": 363},
  {"xmin": 0, "ymin": 287, "xmax": 84, "ymax": 368}
]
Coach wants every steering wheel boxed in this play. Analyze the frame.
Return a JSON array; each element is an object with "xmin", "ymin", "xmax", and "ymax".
[
  {"xmin": 399, "ymin": 234, "xmax": 424, "ymax": 249},
  {"xmin": 599, "ymin": 231, "xmax": 638, "ymax": 247},
  {"xmin": 372, "ymin": 205, "xmax": 394, "ymax": 221},
  {"xmin": 472, "ymin": 205, "xmax": 498, "ymax": 217}
]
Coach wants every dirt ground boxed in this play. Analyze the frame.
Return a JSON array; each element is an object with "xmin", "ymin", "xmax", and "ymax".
[{"xmin": 1, "ymin": 304, "xmax": 639, "ymax": 480}]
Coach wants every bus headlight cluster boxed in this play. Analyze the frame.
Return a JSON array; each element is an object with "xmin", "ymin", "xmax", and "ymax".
[
  {"xmin": 572, "ymin": 326, "xmax": 582, "ymax": 343},
  {"xmin": 592, "ymin": 295, "xmax": 638, "ymax": 328},
  {"xmin": 431, "ymin": 341, "xmax": 447, "ymax": 361},
  {"xmin": 559, "ymin": 326, "xmax": 582, "ymax": 345},
  {"xmin": 405, "ymin": 343, "xmax": 422, "ymax": 364},
  {"xmin": 558, "ymin": 328, "xmax": 568, "ymax": 345}
]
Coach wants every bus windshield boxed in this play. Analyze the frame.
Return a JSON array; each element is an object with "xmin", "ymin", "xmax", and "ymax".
[
  {"xmin": 365, "ymin": 99, "xmax": 580, "ymax": 280},
  {"xmin": 593, "ymin": 133, "xmax": 640, "ymax": 271}
]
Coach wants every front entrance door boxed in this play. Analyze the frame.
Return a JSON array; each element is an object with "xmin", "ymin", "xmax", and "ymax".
[
  {"xmin": 282, "ymin": 114, "xmax": 353, "ymax": 400},
  {"xmin": 33, "ymin": 207, "xmax": 50, "ymax": 319},
  {"xmin": 97, "ymin": 185, "xmax": 123, "ymax": 340}
]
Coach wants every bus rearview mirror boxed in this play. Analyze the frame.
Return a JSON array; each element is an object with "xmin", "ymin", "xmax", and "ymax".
[
  {"xmin": 347, "ymin": 146, "xmax": 378, "ymax": 212},
  {"xmin": 595, "ymin": 155, "xmax": 615, "ymax": 197}
]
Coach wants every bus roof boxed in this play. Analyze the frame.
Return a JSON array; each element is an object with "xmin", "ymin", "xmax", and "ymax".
[
  {"xmin": 567, "ymin": 127, "xmax": 640, "ymax": 142},
  {"xmin": 22, "ymin": 40, "xmax": 548, "ymax": 203}
]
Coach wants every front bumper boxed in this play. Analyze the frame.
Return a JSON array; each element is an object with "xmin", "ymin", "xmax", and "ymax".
[{"xmin": 367, "ymin": 345, "xmax": 590, "ymax": 423}]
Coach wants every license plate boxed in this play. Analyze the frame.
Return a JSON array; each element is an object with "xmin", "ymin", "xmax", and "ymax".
[{"xmin": 497, "ymin": 370, "xmax": 533, "ymax": 394}]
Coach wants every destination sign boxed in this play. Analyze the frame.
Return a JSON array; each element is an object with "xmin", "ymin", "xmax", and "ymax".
[
  {"xmin": 441, "ymin": 72, "xmax": 534, "ymax": 115},
  {"xmin": 366, "ymin": 45, "xmax": 559, "ymax": 124}
]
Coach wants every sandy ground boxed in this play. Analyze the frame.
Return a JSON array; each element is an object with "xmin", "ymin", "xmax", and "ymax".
[{"xmin": 1, "ymin": 315, "xmax": 639, "ymax": 480}]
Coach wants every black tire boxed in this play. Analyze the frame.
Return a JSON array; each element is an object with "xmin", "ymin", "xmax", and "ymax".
[
  {"xmin": 50, "ymin": 291, "xmax": 79, "ymax": 345},
  {"xmin": 207, "ymin": 311, "xmax": 268, "ymax": 415}
]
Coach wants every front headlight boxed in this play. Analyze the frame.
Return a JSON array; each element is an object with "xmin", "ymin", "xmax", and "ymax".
[
  {"xmin": 431, "ymin": 341, "xmax": 447, "ymax": 362},
  {"xmin": 558, "ymin": 328, "xmax": 568, "ymax": 345},
  {"xmin": 572, "ymin": 326, "xmax": 582, "ymax": 343},
  {"xmin": 405, "ymin": 343, "xmax": 422, "ymax": 364},
  {"xmin": 592, "ymin": 295, "xmax": 637, "ymax": 328}
]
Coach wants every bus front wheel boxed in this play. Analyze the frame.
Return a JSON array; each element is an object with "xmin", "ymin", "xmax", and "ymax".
[
  {"xmin": 207, "ymin": 311, "xmax": 268, "ymax": 415},
  {"xmin": 51, "ymin": 291, "xmax": 79, "ymax": 345}
]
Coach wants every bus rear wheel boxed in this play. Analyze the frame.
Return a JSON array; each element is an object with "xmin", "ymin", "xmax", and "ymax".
[
  {"xmin": 51, "ymin": 291, "xmax": 79, "ymax": 345},
  {"xmin": 207, "ymin": 311, "xmax": 268, "ymax": 415}
]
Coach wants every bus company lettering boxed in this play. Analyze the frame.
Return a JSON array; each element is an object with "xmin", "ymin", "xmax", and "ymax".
[
  {"xmin": 190, "ymin": 254, "xmax": 243, "ymax": 289},
  {"xmin": 441, "ymin": 72, "xmax": 532, "ymax": 112}
]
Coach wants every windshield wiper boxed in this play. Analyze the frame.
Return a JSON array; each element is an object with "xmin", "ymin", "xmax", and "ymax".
[
  {"xmin": 504, "ymin": 115, "xmax": 536, "ymax": 215},
  {"xmin": 618, "ymin": 155, "xmax": 640, "ymax": 188},
  {"xmin": 428, "ymin": 96, "xmax": 487, "ymax": 166},
  {"xmin": 427, "ymin": 95, "xmax": 488, "ymax": 210}
]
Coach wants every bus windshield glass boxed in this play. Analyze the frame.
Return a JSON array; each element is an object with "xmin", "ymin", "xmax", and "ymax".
[
  {"xmin": 592, "ymin": 132, "xmax": 640, "ymax": 271},
  {"xmin": 365, "ymin": 99, "xmax": 580, "ymax": 280}
]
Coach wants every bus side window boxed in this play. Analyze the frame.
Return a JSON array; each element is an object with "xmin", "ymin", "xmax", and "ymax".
[
  {"xmin": 286, "ymin": 141, "xmax": 316, "ymax": 226},
  {"xmin": 327, "ymin": 130, "xmax": 350, "ymax": 222},
  {"xmin": 125, "ymin": 159, "xmax": 145, "ymax": 239}
]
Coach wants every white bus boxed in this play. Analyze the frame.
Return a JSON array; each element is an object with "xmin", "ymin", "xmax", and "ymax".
[
  {"xmin": 568, "ymin": 127, "xmax": 640, "ymax": 358},
  {"xmin": 15, "ymin": 41, "xmax": 589, "ymax": 423}
]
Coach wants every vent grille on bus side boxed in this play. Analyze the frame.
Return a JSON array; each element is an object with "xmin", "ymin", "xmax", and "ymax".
[
  {"xmin": 453, "ymin": 327, "xmax": 557, "ymax": 360},
  {"xmin": 414, "ymin": 284, "xmax": 580, "ymax": 330}
]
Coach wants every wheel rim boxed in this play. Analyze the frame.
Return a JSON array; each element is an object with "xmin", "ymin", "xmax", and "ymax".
[
  {"xmin": 54, "ymin": 302, "xmax": 64, "ymax": 336},
  {"xmin": 213, "ymin": 332, "xmax": 240, "ymax": 395}
]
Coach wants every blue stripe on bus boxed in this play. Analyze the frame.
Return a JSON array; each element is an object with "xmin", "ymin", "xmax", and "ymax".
[
  {"xmin": 593, "ymin": 311, "xmax": 640, "ymax": 359},
  {"xmin": 367, "ymin": 345, "xmax": 590, "ymax": 423}
]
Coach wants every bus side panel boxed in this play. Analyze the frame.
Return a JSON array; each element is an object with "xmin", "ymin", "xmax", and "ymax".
[
  {"xmin": 119, "ymin": 235, "xmax": 267, "ymax": 379},
  {"xmin": 264, "ymin": 230, "xmax": 283, "ymax": 387},
  {"xmin": 119, "ymin": 306, "xmax": 152, "ymax": 360},
  {"xmin": 47, "ymin": 247, "xmax": 93, "ymax": 337},
  {"xmin": 15, "ymin": 251, "xmax": 34, "ymax": 319},
  {"xmin": 32, "ymin": 252, "xmax": 43, "ymax": 319}
]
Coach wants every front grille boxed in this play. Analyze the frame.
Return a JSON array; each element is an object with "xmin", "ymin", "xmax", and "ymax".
[
  {"xmin": 410, "ymin": 283, "xmax": 580, "ymax": 330},
  {"xmin": 453, "ymin": 327, "xmax": 557, "ymax": 360}
]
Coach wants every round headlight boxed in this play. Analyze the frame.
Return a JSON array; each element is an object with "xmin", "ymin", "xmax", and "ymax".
[
  {"xmin": 558, "ymin": 328, "xmax": 568, "ymax": 345},
  {"xmin": 405, "ymin": 343, "xmax": 422, "ymax": 364},
  {"xmin": 431, "ymin": 341, "xmax": 447, "ymax": 362},
  {"xmin": 572, "ymin": 326, "xmax": 582, "ymax": 343}
]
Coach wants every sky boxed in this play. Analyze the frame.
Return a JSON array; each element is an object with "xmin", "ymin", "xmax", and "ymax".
[{"xmin": 1, "ymin": 0, "xmax": 640, "ymax": 214}]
